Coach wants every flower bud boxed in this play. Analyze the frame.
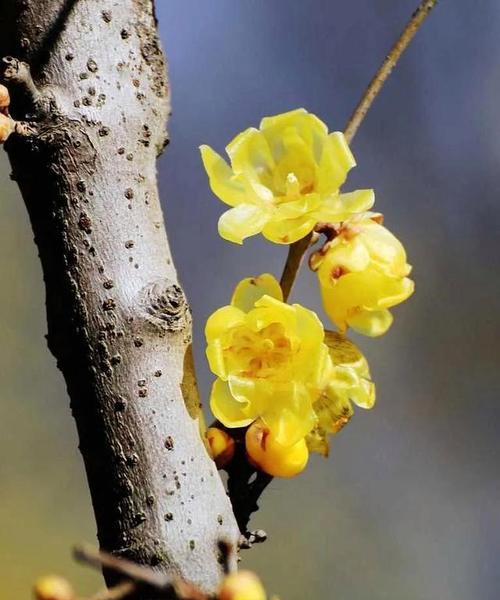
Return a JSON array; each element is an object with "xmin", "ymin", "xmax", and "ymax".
[
  {"xmin": 245, "ymin": 420, "xmax": 308, "ymax": 478},
  {"xmin": 0, "ymin": 84, "xmax": 10, "ymax": 111},
  {"xmin": 0, "ymin": 113, "xmax": 13, "ymax": 143},
  {"xmin": 33, "ymin": 576, "xmax": 75, "ymax": 600},
  {"xmin": 207, "ymin": 426, "xmax": 235, "ymax": 468},
  {"xmin": 219, "ymin": 570, "xmax": 266, "ymax": 600},
  {"xmin": 311, "ymin": 213, "xmax": 414, "ymax": 337}
]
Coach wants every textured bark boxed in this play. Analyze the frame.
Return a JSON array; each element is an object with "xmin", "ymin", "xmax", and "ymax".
[{"xmin": 0, "ymin": 0, "xmax": 239, "ymax": 594}]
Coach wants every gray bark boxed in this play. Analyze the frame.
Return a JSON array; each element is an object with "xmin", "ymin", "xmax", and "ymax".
[{"xmin": 0, "ymin": 0, "xmax": 239, "ymax": 594}]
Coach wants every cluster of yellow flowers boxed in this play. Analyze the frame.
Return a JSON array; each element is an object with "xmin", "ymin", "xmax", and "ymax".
[{"xmin": 201, "ymin": 109, "xmax": 414, "ymax": 477}]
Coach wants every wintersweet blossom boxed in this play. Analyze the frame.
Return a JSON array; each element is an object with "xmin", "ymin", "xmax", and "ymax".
[
  {"xmin": 200, "ymin": 108, "xmax": 374, "ymax": 244},
  {"xmin": 306, "ymin": 332, "xmax": 375, "ymax": 457},
  {"xmin": 311, "ymin": 213, "xmax": 414, "ymax": 336},
  {"xmin": 205, "ymin": 273, "xmax": 331, "ymax": 446}
]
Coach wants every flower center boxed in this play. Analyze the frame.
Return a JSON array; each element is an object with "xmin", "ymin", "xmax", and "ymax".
[
  {"xmin": 228, "ymin": 323, "xmax": 295, "ymax": 379},
  {"xmin": 269, "ymin": 156, "xmax": 317, "ymax": 201}
]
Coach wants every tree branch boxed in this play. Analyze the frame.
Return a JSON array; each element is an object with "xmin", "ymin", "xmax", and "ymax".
[
  {"xmin": 279, "ymin": 232, "xmax": 315, "ymax": 301},
  {"xmin": 0, "ymin": 0, "xmax": 238, "ymax": 594}
]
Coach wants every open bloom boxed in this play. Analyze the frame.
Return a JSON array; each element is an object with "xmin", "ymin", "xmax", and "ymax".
[
  {"xmin": 205, "ymin": 273, "xmax": 332, "ymax": 445},
  {"xmin": 311, "ymin": 213, "xmax": 414, "ymax": 336},
  {"xmin": 200, "ymin": 108, "xmax": 374, "ymax": 244},
  {"xmin": 306, "ymin": 332, "xmax": 375, "ymax": 456}
]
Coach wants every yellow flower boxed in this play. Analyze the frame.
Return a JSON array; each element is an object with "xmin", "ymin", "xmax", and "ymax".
[
  {"xmin": 205, "ymin": 273, "xmax": 332, "ymax": 446},
  {"xmin": 200, "ymin": 108, "xmax": 374, "ymax": 244},
  {"xmin": 311, "ymin": 213, "xmax": 414, "ymax": 336},
  {"xmin": 306, "ymin": 332, "xmax": 375, "ymax": 456}
]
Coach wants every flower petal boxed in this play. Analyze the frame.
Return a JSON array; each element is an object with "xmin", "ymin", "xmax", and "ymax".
[
  {"xmin": 262, "ymin": 215, "xmax": 316, "ymax": 244},
  {"xmin": 226, "ymin": 127, "xmax": 275, "ymax": 177},
  {"xmin": 218, "ymin": 204, "xmax": 270, "ymax": 244},
  {"xmin": 293, "ymin": 303, "xmax": 325, "ymax": 352},
  {"xmin": 206, "ymin": 339, "xmax": 227, "ymax": 379},
  {"xmin": 305, "ymin": 427, "xmax": 330, "ymax": 457},
  {"xmin": 314, "ymin": 392, "xmax": 353, "ymax": 434},
  {"xmin": 317, "ymin": 238, "xmax": 371, "ymax": 285},
  {"xmin": 228, "ymin": 376, "xmax": 268, "ymax": 416},
  {"xmin": 350, "ymin": 377, "xmax": 376, "ymax": 409},
  {"xmin": 376, "ymin": 277, "xmax": 415, "ymax": 308},
  {"xmin": 324, "ymin": 331, "xmax": 369, "ymax": 373},
  {"xmin": 205, "ymin": 305, "xmax": 246, "ymax": 343},
  {"xmin": 200, "ymin": 145, "xmax": 246, "ymax": 207},
  {"xmin": 249, "ymin": 295, "xmax": 297, "ymax": 332},
  {"xmin": 273, "ymin": 193, "xmax": 322, "ymax": 221},
  {"xmin": 260, "ymin": 108, "xmax": 308, "ymax": 135},
  {"xmin": 347, "ymin": 309, "xmax": 394, "ymax": 337},
  {"xmin": 315, "ymin": 189, "xmax": 375, "ymax": 222},
  {"xmin": 262, "ymin": 383, "xmax": 316, "ymax": 446},
  {"xmin": 210, "ymin": 378, "xmax": 255, "ymax": 428},
  {"xmin": 231, "ymin": 273, "xmax": 283, "ymax": 311},
  {"xmin": 356, "ymin": 220, "xmax": 409, "ymax": 275},
  {"xmin": 317, "ymin": 132, "xmax": 356, "ymax": 195}
]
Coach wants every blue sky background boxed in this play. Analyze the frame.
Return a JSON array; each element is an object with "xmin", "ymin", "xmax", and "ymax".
[{"xmin": 1, "ymin": 2, "xmax": 499, "ymax": 598}]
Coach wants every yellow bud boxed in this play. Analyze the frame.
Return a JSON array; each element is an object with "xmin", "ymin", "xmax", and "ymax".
[
  {"xmin": 207, "ymin": 426, "xmax": 235, "ymax": 469},
  {"xmin": 219, "ymin": 570, "xmax": 267, "ymax": 600},
  {"xmin": 0, "ymin": 113, "xmax": 13, "ymax": 143},
  {"xmin": 33, "ymin": 576, "xmax": 75, "ymax": 600},
  {"xmin": 245, "ymin": 420, "xmax": 308, "ymax": 478},
  {"xmin": 0, "ymin": 84, "xmax": 10, "ymax": 111}
]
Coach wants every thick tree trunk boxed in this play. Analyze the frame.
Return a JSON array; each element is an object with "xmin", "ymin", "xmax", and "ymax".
[{"xmin": 0, "ymin": 0, "xmax": 239, "ymax": 594}]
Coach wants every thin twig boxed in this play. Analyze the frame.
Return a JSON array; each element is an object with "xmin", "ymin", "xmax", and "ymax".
[
  {"xmin": 278, "ymin": 0, "xmax": 438, "ymax": 299},
  {"xmin": 74, "ymin": 545, "xmax": 208, "ymax": 600},
  {"xmin": 344, "ymin": 0, "xmax": 438, "ymax": 144},
  {"xmin": 86, "ymin": 581, "xmax": 136, "ymax": 600},
  {"xmin": 279, "ymin": 233, "xmax": 314, "ymax": 301}
]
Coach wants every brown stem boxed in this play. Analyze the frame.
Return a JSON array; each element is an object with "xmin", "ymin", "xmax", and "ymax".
[
  {"xmin": 87, "ymin": 581, "xmax": 136, "ymax": 600},
  {"xmin": 344, "ymin": 0, "xmax": 438, "ymax": 144},
  {"xmin": 279, "ymin": 232, "xmax": 315, "ymax": 301},
  {"xmin": 74, "ymin": 545, "xmax": 208, "ymax": 600}
]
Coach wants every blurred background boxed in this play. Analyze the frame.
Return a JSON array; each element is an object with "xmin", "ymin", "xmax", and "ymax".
[{"xmin": 1, "ymin": 1, "xmax": 499, "ymax": 598}]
